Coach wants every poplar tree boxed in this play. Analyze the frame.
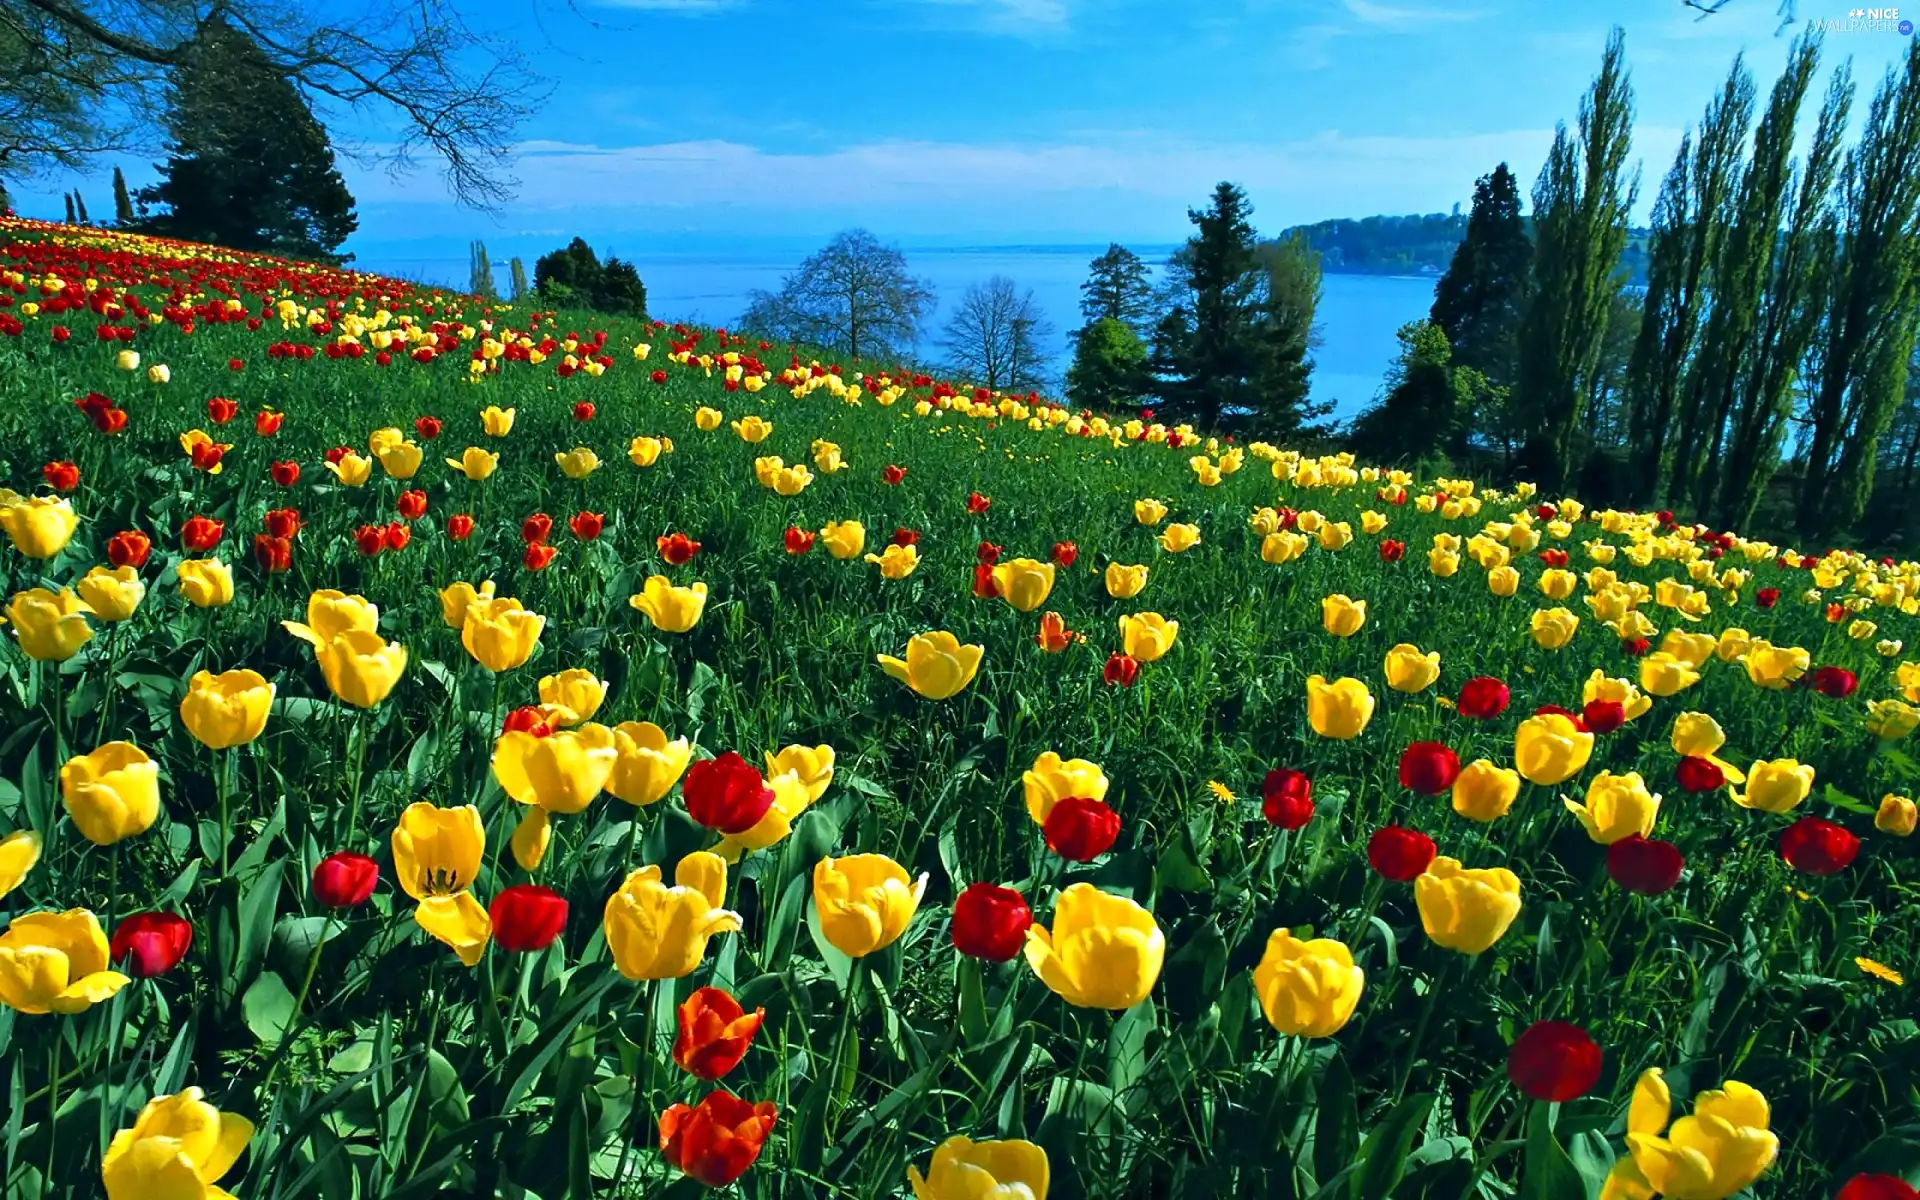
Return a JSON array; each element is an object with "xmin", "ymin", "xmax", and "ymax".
[
  {"xmin": 112, "ymin": 166, "xmax": 134, "ymax": 223},
  {"xmin": 1429, "ymin": 163, "xmax": 1531, "ymax": 390}
]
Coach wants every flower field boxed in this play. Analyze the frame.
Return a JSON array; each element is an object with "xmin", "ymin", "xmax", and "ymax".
[{"xmin": 2, "ymin": 215, "xmax": 1920, "ymax": 1200}]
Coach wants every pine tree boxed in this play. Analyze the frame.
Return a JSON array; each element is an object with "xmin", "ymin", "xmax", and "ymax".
[
  {"xmin": 1429, "ymin": 163, "xmax": 1531, "ymax": 390},
  {"xmin": 137, "ymin": 18, "xmax": 358, "ymax": 259},
  {"xmin": 112, "ymin": 166, "xmax": 134, "ymax": 224},
  {"xmin": 1350, "ymin": 321, "xmax": 1469, "ymax": 463},
  {"xmin": 509, "ymin": 258, "xmax": 530, "ymax": 303},
  {"xmin": 1066, "ymin": 317, "xmax": 1149, "ymax": 411},
  {"xmin": 1152, "ymin": 183, "xmax": 1266, "ymax": 428},
  {"xmin": 1078, "ymin": 245, "xmax": 1155, "ymax": 334},
  {"xmin": 1512, "ymin": 29, "xmax": 1638, "ymax": 490}
]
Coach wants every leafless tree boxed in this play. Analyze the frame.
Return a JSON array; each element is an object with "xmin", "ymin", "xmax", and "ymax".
[
  {"xmin": 940, "ymin": 275, "xmax": 1055, "ymax": 393},
  {"xmin": 739, "ymin": 230, "xmax": 935, "ymax": 362},
  {"xmin": 0, "ymin": 0, "xmax": 543, "ymax": 205}
]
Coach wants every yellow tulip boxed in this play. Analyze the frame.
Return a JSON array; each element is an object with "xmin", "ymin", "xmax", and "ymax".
[
  {"xmin": 1732, "ymin": 759, "xmax": 1814, "ymax": 813},
  {"xmin": 695, "ymin": 406, "xmax": 724, "ymax": 431},
  {"xmin": 1158, "ymin": 523, "xmax": 1201, "ymax": 553},
  {"xmin": 392, "ymin": 802, "xmax": 485, "ymax": 901},
  {"xmin": 462, "ymin": 596, "xmax": 545, "ymax": 671},
  {"xmin": 604, "ymin": 852, "xmax": 743, "ymax": 979},
  {"xmin": 492, "ymin": 724, "xmax": 618, "ymax": 815},
  {"xmin": 102, "ymin": 1087, "xmax": 253, "ymax": 1200},
  {"xmin": 820, "ymin": 520, "xmax": 867, "ymax": 560},
  {"xmin": 1321, "ymin": 594, "xmax": 1366, "ymax": 638},
  {"xmin": 1604, "ymin": 1069, "xmax": 1777, "ymax": 1200},
  {"xmin": 7, "ymin": 587, "xmax": 93, "ymax": 660},
  {"xmin": 908, "ymin": 1136, "xmax": 1049, "ymax": 1200},
  {"xmin": 376, "ymin": 440, "xmax": 423, "ymax": 479},
  {"xmin": 60, "ymin": 742, "xmax": 159, "ymax": 845},
  {"xmin": 416, "ymin": 890, "xmax": 493, "ymax": 966},
  {"xmin": 1105, "ymin": 562, "xmax": 1149, "ymax": 598},
  {"xmin": 1133, "ymin": 498, "xmax": 1168, "ymax": 525},
  {"xmin": 1743, "ymin": 640, "xmax": 1809, "ymax": 690},
  {"xmin": 1414, "ymin": 857, "xmax": 1521, "ymax": 954},
  {"xmin": 770, "ymin": 462, "xmax": 813, "ymax": 495},
  {"xmin": 1360, "ymin": 510, "xmax": 1388, "ymax": 535},
  {"xmin": 1583, "ymin": 670, "xmax": 1652, "ymax": 723},
  {"xmin": 1428, "ymin": 548, "xmax": 1461, "ymax": 577},
  {"xmin": 1306, "ymin": 675, "xmax": 1374, "ymax": 740},
  {"xmin": 713, "ymin": 770, "xmax": 815, "ymax": 861},
  {"xmin": 1564, "ymin": 770, "xmax": 1660, "ymax": 844},
  {"xmin": 555, "ymin": 447, "xmax": 601, "ymax": 479},
  {"xmin": 629, "ymin": 435, "xmax": 670, "ymax": 467},
  {"xmin": 437, "ymin": 580, "xmax": 496, "ymax": 630},
  {"xmin": 811, "ymin": 440, "xmax": 847, "ymax": 473},
  {"xmin": 732, "ymin": 415, "xmax": 773, "ymax": 443},
  {"xmin": 813, "ymin": 853, "xmax": 927, "ymax": 958},
  {"xmin": 1118, "ymin": 612, "xmax": 1179, "ymax": 662},
  {"xmin": 0, "ymin": 496, "xmax": 79, "ymax": 558},
  {"xmin": 765, "ymin": 743, "xmax": 836, "ymax": 803},
  {"xmin": 1538, "ymin": 568, "xmax": 1576, "ymax": 600},
  {"xmin": 325, "ymin": 451, "xmax": 373, "ymax": 487},
  {"xmin": 1251, "ymin": 929, "xmax": 1364, "ymax": 1037},
  {"xmin": 313, "ymin": 629, "xmax": 406, "ymax": 708},
  {"xmin": 177, "ymin": 558, "xmax": 235, "ymax": 608},
  {"xmin": 116, "ymin": 348, "xmax": 139, "ymax": 371},
  {"xmin": 1384, "ymin": 643, "xmax": 1440, "ymax": 693},
  {"xmin": 1488, "ymin": 565, "xmax": 1520, "ymax": 597},
  {"xmin": 878, "ymin": 631, "xmax": 983, "ymax": 700},
  {"xmin": 77, "ymin": 566, "xmax": 144, "ymax": 622},
  {"xmin": 1849, "ymin": 618, "xmax": 1879, "ymax": 641},
  {"xmin": 1262, "ymin": 531, "xmax": 1310, "ymax": 564},
  {"xmin": 1714, "ymin": 627, "xmax": 1752, "ymax": 663},
  {"xmin": 537, "ymin": 668, "xmax": 607, "ymax": 725},
  {"xmin": 606, "ymin": 722, "xmax": 693, "ymax": 807},
  {"xmin": 1530, "ymin": 608, "xmax": 1580, "ymax": 650},
  {"xmin": 1875, "ymin": 793, "xmax": 1916, "ymax": 837},
  {"xmin": 0, "ymin": 909, "xmax": 130, "ymax": 1014},
  {"xmin": 1317, "ymin": 521, "xmax": 1354, "ymax": 551},
  {"xmin": 368, "ymin": 426, "xmax": 406, "ymax": 457},
  {"xmin": 180, "ymin": 669, "xmax": 274, "ymax": 749},
  {"xmin": 1638, "ymin": 652, "xmax": 1701, "ymax": 697},
  {"xmin": 445, "ymin": 446, "xmax": 499, "ymax": 481},
  {"xmin": 991, "ymin": 559, "xmax": 1056, "ymax": 612},
  {"xmin": 1250, "ymin": 507, "xmax": 1284, "ymax": 537},
  {"xmin": 1023, "ymin": 751, "xmax": 1109, "ymax": 826},
  {"xmin": 0, "ymin": 830, "xmax": 40, "ymax": 900},
  {"xmin": 630, "ymin": 575, "xmax": 708, "ymax": 633},
  {"xmin": 1659, "ymin": 629, "xmax": 1717, "ymax": 669},
  {"xmin": 1867, "ymin": 698, "xmax": 1920, "ymax": 740},
  {"xmin": 282, "ymin": 589, "xmax": 378, "ymax": 650},
  {"xmin": 510, "ymin": 808, "xmax": 551, "ymax": 872},
  {"xmin": 1452, "ymin": 759, "xmax": 1521, "ymax": 822},
  {"xmin": 481, "ymin": 405, "xmax": 516, "ymax": 436},
  {"xmin": 865, "ymin": 544, "xmax": 921, "ymax": 580},
  {"xmin": 1025, "ymin": 882, "xmax": 1165, "ymax": 1010},
  {"xmin": 1513, "ymin": 712, "xmax": 1594, "ymax": 785}
]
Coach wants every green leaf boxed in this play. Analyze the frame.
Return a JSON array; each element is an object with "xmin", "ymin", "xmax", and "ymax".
[
  {"xmin": 241, "ymin": 970, "xmax": 296, "ymax": 1046},
  {"xmin": 1521, "ymin": 1101, "xmax": 1586, "ymax": 1200},
  {"xmin": 1348, "ymin": 1092, "xmax": 1435, "ymax": 1200}
]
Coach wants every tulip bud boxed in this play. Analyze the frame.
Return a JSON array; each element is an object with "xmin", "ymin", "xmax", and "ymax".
[
  {"xmin": 109, "ymin": 911, "xmax": 193, "ymax": 978},
  {"xmin": 312, "ymin": 851, "xmax": 379, "ymax": 908},
  {"xmin": 950, "ymin": 883, "xmax": 1033, "ymax": 962}
]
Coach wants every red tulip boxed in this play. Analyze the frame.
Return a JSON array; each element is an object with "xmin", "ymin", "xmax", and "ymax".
[
  {"xmin": 950, "ymin": 883, "xmax": 1032, "ymax": 962},
  {"xmin": 354, "ymin": 525, "xmax": 387, "ymax": 557},
  {"xmin": 882, "ymin": 464, "xmax": 906, "ymax": 485},
  {"xmin": 189, "ymin": 441, "xmax": 226, "ymax": 473},
  {"xmin": 1606, "ymin": 834, "xmax": 1684, "ymax": 895},
  {"xmin": 1811, "ymin": 666, "xmax": 1858, "ymax": 699},
  {"xmin": 570, "ymin": 511, "xmax": 605, "ymax": 541},
  {"xmin": 397, "ymin": 489, "xmax": 428, "ymax": 520},
  {"xmin": 252, "ymin": 534, "xmax": 292, "ymax": 573},
  {"xmin": 414, "ymin": 415, "xmax": 443, "ymax": 439},
  {"xmin": 1367, "ymin": 825, "xmax": 1436, "ymax": 882},
  {"xmin": 1582, "ymin": 700, "xmax": 1627, "ymax": 735},
  {"xmin": 572, "ymin": 401, "xmax": 596, "ymax": 422},
  {"xmin": 383, "ymin": 521, "xmax": 411, "ymax": 552},
  {"xmin": 673, "ymin": 987, "xmax": 766, "ymax": 1081},
  {"xmin": 325, "ymin": 445, "xmax": 352, "ymax": 465},
  {"xmin": 966, "ymin": 492, "xmax": 991, "ymax": 515},
  {"xmin": 254, "ymin": 410, "xmax": 284, "ymax": 436},
  {"xmin": 1457, "ymin": 677, "xmax": 1510, "ymax": 719},
  {"xmin": 659, "ymin": 1091, "xmax": 777, "ymax": 1187},
  {"xmin": 971, "ymin": 563, "xmax": 1000, "ymax": 599},
  {"xmin": 490, "ymin": 884, "xmax": 569, "ymax": 952},
  {"xmin": 650, "ymin": 368, "xmax": 668, "ymax": 384},
  {"xmin": 1261, "ymin": 768, "xmax": 1314, "ymax": 830},
  {"xmin": 1506, "ymin": 1020, "xmax": 1602, "ymax": 1102},
  {"xmin": 683, "ymin": 752, "xmax": 776, "ymax": 835},
  {"xmin": 784, "ymin": 527, "xmax": 815, "ymax": 555},
  {"xmin": 270, "ymin": 460, "xmax": 301, "ymax": 486},
  {"xmin": 41, "ymin": 461, "xmax": 79, "ymax": 492},
  {"xmin": 1756, "ymin": 588, "xmax": 1780, "ymax": 609},
  {"xmin": 228, "ymin": 357, "xmax": 244, "ymax": 372},
  {"xmin": 181, "ymin": 515, "xmax": 225, "ymax": 553},
  {"xmin": 1378, "ymin": 538, "xmax": 1406, "ymax": 563},
  {"xmin": 1103, "ymin": 653, "xmax": 1139, "ymax": 687},
  {"xmin": 522, "ymin": 513, "xmax": 553, "ymax": 544},
  {"xmin": 893, "ymin": 527, "xmax": 921, "ymax": 548},
  {"xmin": 206, "ymin": 396, "xmax": 238, "ymax": 424},
  {"xmin": 1675, "ymin": 756, "xmax": 1725, "ymax": 793},
  {"xmin": 976, "ymin": 541, "xmax": 1002, "ymax": 565},
  {"xmin": 312, "ymin": 851, "xmax": 379, "ymax": 908},
  {"xmin": 1837, "ymin": 1175, "xmax": 1920, "ymax": 1200},
  {"xmin": 1050, "ymin": 540, "xmax": 1078, "ymax": 568},
  {"xmin": 1781, "ymin": 817, "xmax": 1859, "ymax": 876},
  {"xmin": 1043, "ymin": 796, "xmax": 1121, "ymax": 861},
  {"xmin": 503, "ymin": 706, "xmax": 554, "ymax": 737},
  {"xmin": 448, "ymin": 513, "xmax": 475, "ymax": 541},
  {"xmin": 1398, "ymin": 742, "xmax": 1460, "ymax": 795},
  {"xmin": 107, "ymin": 530, "xmax": 152, "ymax": 569},
  {"xmin": 110, "ymin": 912, "xmax": 193, "ymax": 978},
  {"xmin": 659, "ymin": 532, "xmax": 702, "ymax": 564},
  {"xmin": 523, "ymin": 542, "xmax": 558, "ymax": 571},
  {"xmin": 1621, "ymin": 637, "xmax": 1652, "ymax": 657}
]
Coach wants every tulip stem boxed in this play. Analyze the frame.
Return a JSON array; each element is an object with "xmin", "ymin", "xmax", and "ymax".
[
  {"xmin": 215, "ymin": 746, "xmax": 231, "ymax": 877},
  {"xmin": 266, "ymin": 914, "xmax": 335, "ymax": 1091},
  {"xmin": 345, "ymin": 710, "xmax": 370, "ymax": 847},
  {"xmin": 45, "ymin": 1036, "xmax": 59, "ymax": 1186}
]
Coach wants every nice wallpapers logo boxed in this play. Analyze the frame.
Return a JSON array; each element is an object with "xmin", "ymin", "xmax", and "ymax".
[{"xmin": 1817, "ymin": 6, "xmax": 1914, "ymax": 32}]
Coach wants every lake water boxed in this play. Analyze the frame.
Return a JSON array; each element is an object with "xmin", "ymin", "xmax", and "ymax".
[{"xmin": 369, "ymin": 245, "xmax": 1438, "ymax": 424}]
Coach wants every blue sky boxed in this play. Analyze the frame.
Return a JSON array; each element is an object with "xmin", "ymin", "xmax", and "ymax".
[{"xmin": 14, "ymin": 0, "xmax": 1916, "ymax": 262}]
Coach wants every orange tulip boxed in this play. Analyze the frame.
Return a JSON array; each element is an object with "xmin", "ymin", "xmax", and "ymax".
[{"xmin": 672, "ymin": 986, "xmax": 766, "ymax": 1081}]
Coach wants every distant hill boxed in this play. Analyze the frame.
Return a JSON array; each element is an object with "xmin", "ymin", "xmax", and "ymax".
[{"xmin": 1281, "ymin": 212, "xmax": 1651, "ymax": 285}]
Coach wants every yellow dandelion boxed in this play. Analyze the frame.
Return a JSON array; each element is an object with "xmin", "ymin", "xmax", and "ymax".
[
  {"xmin": 1856, "ymin": 956, "xmax": 1905, "ymax": 986},
  {"xmin": 1208, "ymin": 780, "xmax": 1236, "ymax": 803}
]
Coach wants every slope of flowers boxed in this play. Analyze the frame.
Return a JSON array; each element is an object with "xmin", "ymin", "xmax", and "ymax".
[{"xmin": 1, "ymin": 217, "xmax": 1918, "ymax": 1200}]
